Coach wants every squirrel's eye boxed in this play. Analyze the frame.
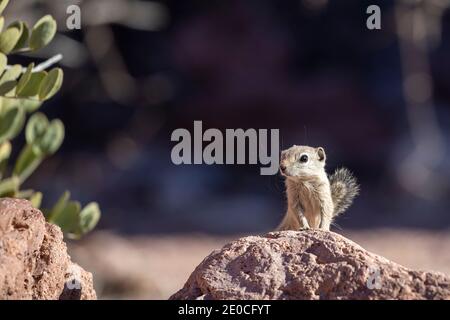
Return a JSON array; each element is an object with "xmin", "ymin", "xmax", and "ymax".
[{"xmin": 299, "ymin": 154, "xmax": 308, "ymax": 163}]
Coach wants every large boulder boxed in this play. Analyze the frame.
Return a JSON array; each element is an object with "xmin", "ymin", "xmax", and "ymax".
[
  {"xmin": 170, "ymin": 230, "xmax": 450, "ymax": 300},
  {"xmin": 0, "ymin": 198, "xmax": 96, "ymax": 300}
]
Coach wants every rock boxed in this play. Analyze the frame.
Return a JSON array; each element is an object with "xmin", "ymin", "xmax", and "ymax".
[
  {"xmin": 0, "ymin": 198, "xmax": 96, "ymax": 300},
  {"xmin": 170, "ymin": 230, "xmax": 450, "ymax": 300}
]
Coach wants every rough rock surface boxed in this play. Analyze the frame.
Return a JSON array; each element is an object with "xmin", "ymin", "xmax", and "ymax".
[
  {"xmin": 0, "ymin": 198, "xmax": 96, "ymax": 300},
  {"xmin": 170, "ymin": 230, "xmax": 450, "ymax": 300}
]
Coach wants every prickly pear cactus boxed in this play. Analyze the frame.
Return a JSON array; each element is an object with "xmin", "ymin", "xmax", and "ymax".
[{"xmin": 0, "ymin": 0, "xmax": 100, "ymax": 239}]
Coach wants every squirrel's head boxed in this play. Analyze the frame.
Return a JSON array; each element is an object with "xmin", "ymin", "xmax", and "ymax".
[{"xmin": 279, "ymin": 145, "xmax": 326, "ymax": 180}]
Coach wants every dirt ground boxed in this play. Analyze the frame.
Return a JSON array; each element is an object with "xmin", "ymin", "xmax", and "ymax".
[{"xmin": 69, "ymin": 229, "xmax": 450, "ymax": 299}]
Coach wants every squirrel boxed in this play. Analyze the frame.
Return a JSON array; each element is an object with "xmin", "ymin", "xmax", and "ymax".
[{"xmin": 276, "ymin": 145, "xmax": 359, "ymax": 231}]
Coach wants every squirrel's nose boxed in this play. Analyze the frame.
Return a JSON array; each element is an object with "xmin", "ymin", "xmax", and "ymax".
[{"xmin": 280, "ymin": 164, "xmax": 286, "ymax": 172}]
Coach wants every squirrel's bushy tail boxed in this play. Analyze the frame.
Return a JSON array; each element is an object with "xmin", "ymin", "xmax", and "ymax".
[{"xmin": 329, "ymin": 168, "xmax": 359, "ymax": 217}]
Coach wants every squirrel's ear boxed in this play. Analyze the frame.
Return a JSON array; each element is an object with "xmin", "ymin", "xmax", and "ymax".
[{"xmin": 317, "ymin": 147, "xmax": 326, "ymax": 162}]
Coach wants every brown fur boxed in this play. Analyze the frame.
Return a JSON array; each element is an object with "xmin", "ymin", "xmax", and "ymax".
[{"xmin": 276, "ymin": 146, "xmax": 358, "ymax": 231}]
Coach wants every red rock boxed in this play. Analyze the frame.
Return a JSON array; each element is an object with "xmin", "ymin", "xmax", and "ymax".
[
  {"xmin": 0, "ymin": 198, "xmax": 96, "ymax": 300},
  {"xmin": 170, "ymin": 230, "xmax": 450, "ymax": 300}
]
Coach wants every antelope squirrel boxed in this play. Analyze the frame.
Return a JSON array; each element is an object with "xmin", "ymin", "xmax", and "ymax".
[{"xmin": 277, "ymin": 145, "xmax": 359, "ymax": 231}]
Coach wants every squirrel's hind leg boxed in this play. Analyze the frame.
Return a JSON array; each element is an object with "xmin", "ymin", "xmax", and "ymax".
[{"xmin": 276, "ymin": 212, "xmax": 308, "ymax": 231}]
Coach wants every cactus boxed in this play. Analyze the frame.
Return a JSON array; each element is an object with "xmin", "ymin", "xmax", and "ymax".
[
  {"xmin": 0, "ymin": 0, "xmax": 100, "ymax": 238},
  {"xmin": 46, "ymin": 191, "xmax": 101, "ymax": 239}
]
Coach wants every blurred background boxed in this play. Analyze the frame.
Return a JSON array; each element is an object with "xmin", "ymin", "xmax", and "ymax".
[{"xmin": 4, "ymin": 0, "xmax": 450, "ymax": 298}]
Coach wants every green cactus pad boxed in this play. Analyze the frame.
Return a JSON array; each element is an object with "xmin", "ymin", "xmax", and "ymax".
[{"xmin": 29, "ymin": 15, "xmax": 57, "ymax": 52}]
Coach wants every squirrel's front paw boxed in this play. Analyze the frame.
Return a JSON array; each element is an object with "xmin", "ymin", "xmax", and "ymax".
[{"xmin": 298, "ymin": 216, "xmax": 311, "ymax": 230}]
